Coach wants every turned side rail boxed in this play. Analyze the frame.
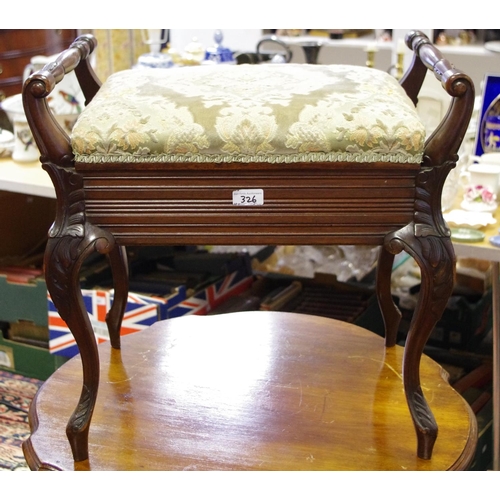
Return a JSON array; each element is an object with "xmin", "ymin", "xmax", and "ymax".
[
  {"xmin": 22, "ymin": 34, "xmax": 99, "ymax": 166},
  {"xmin": 400, "ymin": 31, "xmax": 475, "ymax": 167}
]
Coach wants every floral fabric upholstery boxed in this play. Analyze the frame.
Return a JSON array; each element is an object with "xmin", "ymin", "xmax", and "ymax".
[{"xmin": 71, "ymin": 63, "xmax": 426, "ymax": 165}]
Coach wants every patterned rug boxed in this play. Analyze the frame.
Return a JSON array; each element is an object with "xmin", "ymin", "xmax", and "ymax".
[{"xmin": 0, "ymin": 370, "xmax": 42, "ymax": 471}]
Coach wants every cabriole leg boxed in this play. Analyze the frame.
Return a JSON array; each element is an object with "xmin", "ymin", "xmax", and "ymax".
[
  {"xmin": 44, "ymin": 227, "xmax": 116, "ymax": 462},
  {"xmin": 384, "ymin": 225, "xmax": 455, "ymax": 459}
]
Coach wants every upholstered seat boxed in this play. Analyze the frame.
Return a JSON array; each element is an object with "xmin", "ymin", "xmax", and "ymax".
[
  {"xmin": 71, "ymin": 64, "xmax": 425, "ymax": 165},
  {"xmin": 22, "ymin": 31, "xmax": 475, "ymax": 468}
]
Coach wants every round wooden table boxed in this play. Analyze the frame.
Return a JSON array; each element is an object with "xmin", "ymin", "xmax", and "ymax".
[{"xmin": 23, "ymin": 312, "xmax": 477, "ymax": 470}]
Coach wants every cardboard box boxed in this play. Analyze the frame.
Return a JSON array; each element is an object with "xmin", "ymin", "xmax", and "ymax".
[
  {"xmin": 8, "ymin": 320, "xmax": 49, "ymax": 348},
  {"xmin": 467, "ymin": 397, "xmax": 493, "ymax": 470},
  {"xmin": 166, "ymin": 269, "xmax": 254, "ymax": 318},
  {"xmin": 48, "ymin": 287, "xmax": 186, "ymax": 358},
  {"xmin": 0, "ymin": 192, "xmax": 55, "ymax": 262},
  {"xmin": 399, "ymin": 289, "xmax": 493, "ymax": 352},
  {"xmin": 0, "ymin": 330, "xmax": 68, "ymax": 381},
  {"xmin": 0, "ymin": 270, "xmax": 48, "ymax": 327},
  {"xmin": 48, "ymin": 267, "xmax": 253, "ymax": 357}
]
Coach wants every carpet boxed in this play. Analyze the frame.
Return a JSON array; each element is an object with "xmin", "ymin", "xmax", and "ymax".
[{"xmin": 0, "ymin": 370, "xmax": 42, "ymax": 471}]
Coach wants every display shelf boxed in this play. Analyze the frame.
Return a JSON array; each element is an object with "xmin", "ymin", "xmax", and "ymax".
[
  {"xmin": 276, "ymin": 35, "xmax": 392, "ymax": 71},
  {"xmin": 0, "ymin": 157, "xmax": 54, "ymax": 198}
]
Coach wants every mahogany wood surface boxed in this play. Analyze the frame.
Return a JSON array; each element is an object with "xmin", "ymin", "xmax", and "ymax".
[
  {"xmin": 23, "ymin": 312, "xmax": 477, "ymax": 471},
  {"xmin": 80, "ymin": 165, "xmax": 420, "ymax": 246}
]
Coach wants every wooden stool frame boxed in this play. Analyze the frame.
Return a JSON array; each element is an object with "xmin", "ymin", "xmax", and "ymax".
[{"xmin": 22, "ymin": 31, "xmax": 475, "ymax": 465}]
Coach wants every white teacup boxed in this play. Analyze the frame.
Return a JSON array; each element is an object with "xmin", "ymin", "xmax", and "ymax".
[
  {"xmin": 462, "ymin": 162, "xmax": 500, "ymax": 194},
  {"xmin": 471, "ymin": 152, "xmax": 500, "ymax": 165}
]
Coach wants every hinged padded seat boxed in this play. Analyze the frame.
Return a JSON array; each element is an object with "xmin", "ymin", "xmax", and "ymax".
[{"xmin": 71, "ymin": 64, "xmax": 425, "ymax": 165}]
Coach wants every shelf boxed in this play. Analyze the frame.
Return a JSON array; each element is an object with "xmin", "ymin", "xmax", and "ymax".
[
  {"xmin": 0, "ymin": 157, "xmax": 55, "ymax": 199},
  {"xmin": 278, "ymin": 35, "xmax": 392, "ymax": 50},
  {"xmin": 438, "ymin": 43, "xmax": 500, "ymax": 57}
]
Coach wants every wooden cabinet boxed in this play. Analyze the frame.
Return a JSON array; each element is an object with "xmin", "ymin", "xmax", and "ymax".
[{"xmin": 0, "ymin": 29, "xmax": 77, "ymax": 101}]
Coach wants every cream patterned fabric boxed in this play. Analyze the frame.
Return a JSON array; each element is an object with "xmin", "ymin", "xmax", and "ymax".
[{"xmin": 71, "ymin": 64, "xmax": 426, "ymax": 165}]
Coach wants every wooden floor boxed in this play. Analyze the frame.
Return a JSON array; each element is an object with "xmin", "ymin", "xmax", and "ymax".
[{"xmin": 23, "ymin": 312, "xmax": 477, "ymax": 471}]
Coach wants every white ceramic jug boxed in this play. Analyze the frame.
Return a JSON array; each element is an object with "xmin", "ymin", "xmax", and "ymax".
[
  {"xmin": 0, "ymin": 93, "xmax": 39, "ymax": 162},
  {"xmin": 23, "ymin": 54, "xmax": 84, "ymax": 119}
]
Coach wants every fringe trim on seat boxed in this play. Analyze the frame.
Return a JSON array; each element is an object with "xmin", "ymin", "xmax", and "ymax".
[{"xmin": 74, "ymin": 151, "xmax": 424, "ymax": 165}]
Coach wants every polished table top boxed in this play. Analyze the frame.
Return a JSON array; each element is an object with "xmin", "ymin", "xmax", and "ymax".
[{"xmin": 23, "ymin": 312, "xmax": 477, "ymax": 470}]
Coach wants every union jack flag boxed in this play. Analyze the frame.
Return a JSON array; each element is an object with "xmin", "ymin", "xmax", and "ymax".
[
  {"xmin": 48, "ymin": 288, "xmax": 183, "ymax": 358},
  {"xmin": 167, "ymin": 269, "xmax": 254, "ymax": 318},
  {"xmin": 48, "ymin": 269, "xmax": 252, "ymax": 357}
]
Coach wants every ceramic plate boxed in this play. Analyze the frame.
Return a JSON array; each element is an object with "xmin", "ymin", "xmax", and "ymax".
[
  {"xmin": 444, "ymin": 209, "xmax": 497, "ymax": 229},
  {"xmin": 460, "ymin": 199, "xmax": 498, "ymax": 213},
  {"xmin": 450, "ymin": 228, "xmax": 485, "ymax": 243}
]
